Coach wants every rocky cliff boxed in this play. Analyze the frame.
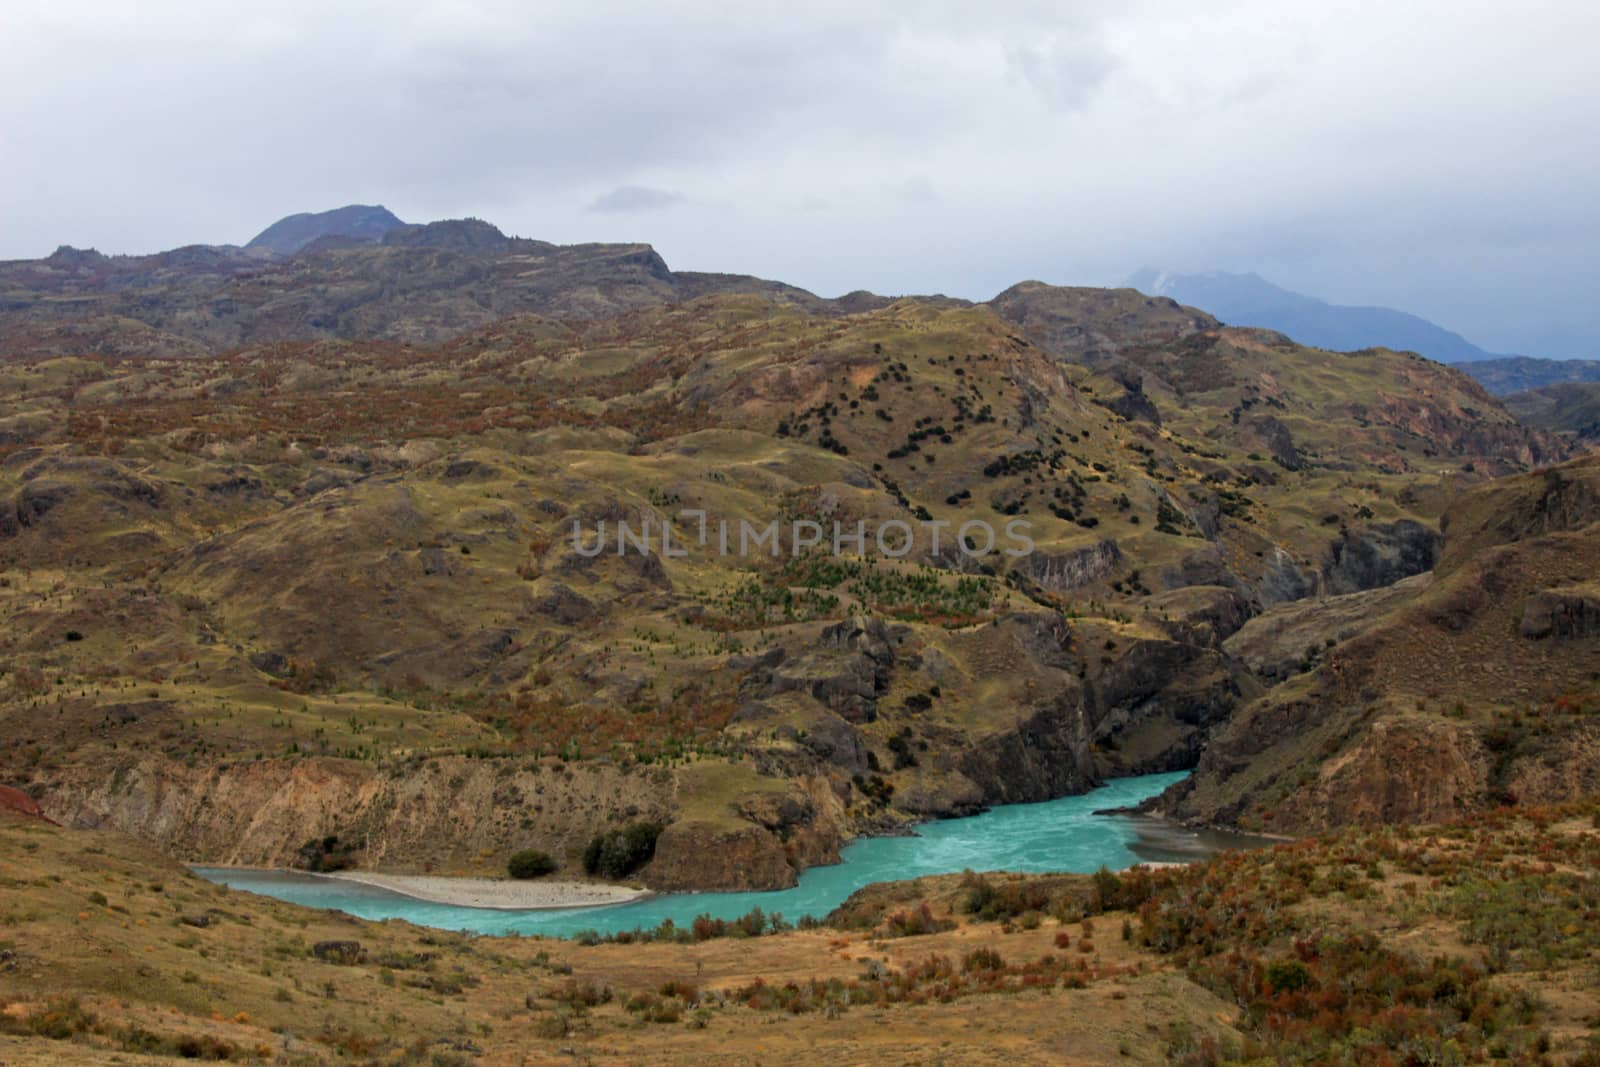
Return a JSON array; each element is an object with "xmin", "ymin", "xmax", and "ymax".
[
  {"xmin": 1155, "ymin": 455, "xmax": 1600, "ymax": 834},
  {"xmin": 26, "ymin": 749, "xmax": 858, "ymax": 891}
]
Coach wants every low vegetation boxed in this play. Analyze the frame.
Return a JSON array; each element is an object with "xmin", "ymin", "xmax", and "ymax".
[
  {"xmin": 6, "ymin": 794, "xmax": 1600, "ymax": 1063},
  {"xmin": 506, "ymin": 848, "xmax": 557, "ymax": 879},
  {"xmin": 582, "ymin": 820, "xmax": 664, "ymax": 879}
]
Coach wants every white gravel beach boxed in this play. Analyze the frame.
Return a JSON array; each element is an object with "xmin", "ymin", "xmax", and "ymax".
[{"xmin": 322, "ymin": 872, "xmax": 651, "ymax": 910}]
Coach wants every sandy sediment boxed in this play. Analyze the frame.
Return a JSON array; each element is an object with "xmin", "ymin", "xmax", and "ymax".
[{"xmin": 321, "ymin": 871, "xmax": 651, "ymax": 910}]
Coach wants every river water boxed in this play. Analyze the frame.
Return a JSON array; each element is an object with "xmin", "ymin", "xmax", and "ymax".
[{"xmin": 195, "ymin": 770, "xmax": 1254, "ymax": 938}]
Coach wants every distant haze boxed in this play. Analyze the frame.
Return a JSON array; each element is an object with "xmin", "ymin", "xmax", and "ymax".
[
  {"xmin": 1128, "ymin": 269, "xmax": 1493, "ymax": 363},
  {"xmin": 1, "ymin": 1, "xmax": 1596, "ymax": 357}
]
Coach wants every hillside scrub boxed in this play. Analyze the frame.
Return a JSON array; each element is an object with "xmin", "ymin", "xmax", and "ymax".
[
  {"xmin": 583, "ymin": 820, "xmax": 665, "ymax": 879},
  {"xmin": 507, "ymin": 848, "xmax": 557, "ymax": 878}
]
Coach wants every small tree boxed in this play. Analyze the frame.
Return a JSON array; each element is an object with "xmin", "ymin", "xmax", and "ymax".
[
  {"xmin": 582, "ymin": 821, "xmax": 664, "ymax": 879},
  {"xmin": 507, "ymin": 849, "xmax": 557, "ymax": 879}
]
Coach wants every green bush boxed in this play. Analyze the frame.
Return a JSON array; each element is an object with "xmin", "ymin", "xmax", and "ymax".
[
  {"xmin": 582, "ymin": 821, "xmax": 664, "ymax": 879},
  {"xmin": 507, "ymin": 849, "xmax": 557, "ymax": 879}
]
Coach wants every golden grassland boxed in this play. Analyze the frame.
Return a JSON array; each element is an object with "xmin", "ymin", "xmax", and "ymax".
[{"xmin": 5, "ymin": 799, "xmax": 1600, "ymax": 1065}]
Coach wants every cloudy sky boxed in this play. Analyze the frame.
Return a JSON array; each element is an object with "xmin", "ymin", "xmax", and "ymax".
[{"xmin": 3, "ymin": 1, "xmax": 1596, "ymax": 356}]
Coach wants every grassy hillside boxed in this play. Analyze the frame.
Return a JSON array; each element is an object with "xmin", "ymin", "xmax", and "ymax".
[
  {"xmin": 0, "ymin": 288, "xmax": 1578, "ymax": 887},
  {"xmin": 5, "ymin": 801, "xmax": 1600, "ymax": 1064},
  {"xmin": 1460, "ymin": 356, "xmax": 1600, "ymax": 396},
  {"xmin": 1505, "ymin": 383, "xmax": 1600, "ymax": 446}
]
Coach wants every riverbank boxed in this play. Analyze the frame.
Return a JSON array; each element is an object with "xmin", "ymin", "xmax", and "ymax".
[
  {"xmin": 1122, "ymin": 812, "xmax": 1285, "ymax": 865},
  {"xmin": 318, "ymin": 871, "xmax": 653, "ymax": 910},
  {"xmin": 194, "ymin": 771, "xmax": 1200, "ymax": 937}
]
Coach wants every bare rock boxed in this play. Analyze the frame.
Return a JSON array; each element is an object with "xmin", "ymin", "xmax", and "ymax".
[
  {"xmin": 1519, "ymin": 585, "xmax": 1600, "ymax": 639},
  {"xmin": 1322, "ymin": 519, "xmax": 1440, "ymax": 595},
  {"xmin": 1011, "ymin": 539, "xmax": 1121, "ymax": 595}
]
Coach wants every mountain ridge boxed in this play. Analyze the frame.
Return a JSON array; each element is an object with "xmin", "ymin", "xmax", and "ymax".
[
  {"xmin": 1459, "ymin": 355, "xmax": 1600, "ymax": 395},
  {"xmin": 0, "ymin": 208, "xmax": 1587, "ymax": 904},
  {"xmin": 244, "ymin": 203, "xmax": 407, "ymax": 255},
  {"xmin": 1127, "ymin": 266, "xmax": 1494, "ymax": 363}
]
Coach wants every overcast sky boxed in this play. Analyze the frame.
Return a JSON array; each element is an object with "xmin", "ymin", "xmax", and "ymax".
[{"xmin": 2, "ymin": 1, "xmax": 1596, "ymax": 356}]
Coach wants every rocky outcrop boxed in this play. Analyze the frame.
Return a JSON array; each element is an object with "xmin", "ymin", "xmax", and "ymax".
[
  {"xmin": 796, "ymin": 713, "xmax": 871, "ymax": 774},
  {"xmin": 1148, "ymin": 586, "xmax": 1253, "ymax": 647},
  {"xmin": 955, "ymin": 696, "xmax": 1097, "ymax": 805},
  {"xmin": 1249, "ymin": 415, "xmax": 1303, "ymax": 471},
  {"xmin": 1156, "ymin": 707, "xmax": 1493, "ymax": 834},
  {"xmin": 26, "ymin": 748, "xmax": 856, "ymax": 893},
  {"xmin": 1321, "ymin": 520, "xmax": 1440, "ymax": 595},
  {"xmin": 30, "ymin": 753, "xmax": 677, "ymax": 874},
  {"xmin": 1083, "ymin": 639, "xmax": 1255, "ymax": 776},
  {"xmin": 1437, "ymin": 456, "xmax": 1600, "ymax": 573},
  {"xmin": 1107, "ymin": 375, "xmax": 1161, "ymax": 424},
  {"xmin": 743, "ymin": 617, "xmax": 897, "ymax": 724},
  {"xmin": 1253, "ymin": 547, "xmax": 1316, "ymax": 606},
  {"xmin": 1157, "ymin": 456, "xmax": 1600, "ymax": 835},
  {"xmin": 1162, "ymin": 544, "xmax": 1318, "ymax": 608},
  {"xmin": 645, "ymin": 776, "xmax": 846, "ymax": 891},
  {"xmin": 529, "ymin": 581, "xmax": 601, "ymax": 625},
  {"xmin": 909, "ymin": 616, "xmax": 1255, "ymax": 811},
  {"xmin": 1011, "ymin": 539, "xmax": 1121, "ymax": 595},
  {"xmin": 1299, "ymin": 717, "xmax": 1491, "ymax": 829},
  {"xmin": 1504, "ymin": 723, "xmax": 1600, "ymax": 805},
  {"xmin": 644, "ymin": 821, "xmax": 800, "ymax": 891},
  {"xmin": 1223, "ymin": 574, "xmax": 1430, "ymax": 682},
  {"xmin": 1518, "ymin": 585, "xmax": 1600, "ymax": 639}
]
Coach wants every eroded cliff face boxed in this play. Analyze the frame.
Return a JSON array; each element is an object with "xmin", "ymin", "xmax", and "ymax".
[
  {"xmin": 31, "ymin": 752, "xmax": 678, "ymax": 873},
  {"xmin": 645, "ymin": 775, "xmax": 849, "ymax": 891},
  {"xmin": 1155, "ymin": 457, "xmax": 1600, "ymax": 835},
  {"xmin": 1321, "ymin": 520, "xmax": 1440, "ymax": 596},
  {"xmin": 800, "ymin": 606, "xmax": 1261, "ymax": 819},
  {"xmin": 24, "ymin": 749, "xmax": 857, "ymax": 892}
]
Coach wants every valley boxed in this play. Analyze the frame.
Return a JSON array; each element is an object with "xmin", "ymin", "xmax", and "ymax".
[{"xmin": 2, "ymin": 209, "xmax": 1598, "ymax": 1063}]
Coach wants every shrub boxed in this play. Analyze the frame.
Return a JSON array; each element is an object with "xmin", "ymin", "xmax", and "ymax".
[
  {"xmin": 507, "ymin": 849, "xmax": 557, "ymax": 879},
  {"xmin": 961, "ymin": 947, "xmax": 1005, "ymax": 973},
  {"xmin": 5, "ymin": 997, "xmax": 96, "ymax": 1040},
  {"xmin": 582, "ymin": 821, "xmax": 664, "ymax": 879},
  {"xmin": 876, "ymin": 902, "xmax": 954, "ymax": 939},
  {"xmin": 960, "ymin": 871, "xmax": 1053, "ymax": 920},
  {"xmin": 295, "ymin": 834, "xmax": 356, "ymax": 873},
  {"xmin": 1264, "ymin": 958, "xmax": 1311, "ymax": 994}
]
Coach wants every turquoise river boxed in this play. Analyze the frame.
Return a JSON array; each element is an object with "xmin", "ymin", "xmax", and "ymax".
[{"xmin": 196, "ymin": 771, "xmax": 1240, "ymax": 939}]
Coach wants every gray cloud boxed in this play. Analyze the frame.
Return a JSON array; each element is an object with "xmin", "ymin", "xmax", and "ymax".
[
  {"xmin": 588, "ymin": 186, "xmax": 685, "ymax": 214},
  {"xmin": 888, "ymin": 178, "xmax": 940, "ymax": 206},
  {"xmin": 0, "ymin": 1, "xmax": 1596, "ymax": 356},
  {"xmin": 1004, "ymin": 33, "xmax": 1117, "ymax": 113}
]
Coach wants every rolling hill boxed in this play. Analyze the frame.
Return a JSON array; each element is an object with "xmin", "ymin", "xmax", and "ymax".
[
  {"xmin": 0, "ymin": 213, "xmax": 1583, "ymax": 893},
  {"xmin": 1155, "ymin": 455, "xmax": 1600, "ymax": 833},
  {"xmin": 1502, "ymin": 382, "xmax": 1600, "ymax": 446},
  {"xmin": 1125, "ymin": 268, "xmax": 1492, "ymax": 363},
  {"xmin": 3, "ymin": 209, "xmax": 1599, "ymax": 1066},
  {"xmin": 1457, "ymin": 356, "xmax": 1600, "ymax": 396}
]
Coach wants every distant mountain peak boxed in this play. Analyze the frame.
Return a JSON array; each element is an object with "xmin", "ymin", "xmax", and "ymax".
[
  {"xmin": 246, "ymin": 204, "xmax": 406, "ymax": 256},
  {"xmin": 381, "ymin": 217, "xmax": 512, "ymax": 254},
  {"xmin": 1125, "ymin": 267, "xmax": 1491, "ymax": 364}
]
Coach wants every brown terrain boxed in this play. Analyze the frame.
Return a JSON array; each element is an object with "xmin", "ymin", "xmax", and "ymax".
[
  {"xmin": 5, "ymin": 799, "xmax": 1600, "ymax": 1064},
  {"xmin": 1, "ymin": 207, "xmax": 1598, "ymax": 1061},
  {"xmin": 1, "ymin": 211, "xmax": 1591, "ymax": 887}
]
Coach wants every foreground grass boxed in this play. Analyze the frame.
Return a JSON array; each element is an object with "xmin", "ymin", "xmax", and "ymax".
[{"xmin": 5, "ymin": 801, "xmax": 1600, "ymax": 1064}]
